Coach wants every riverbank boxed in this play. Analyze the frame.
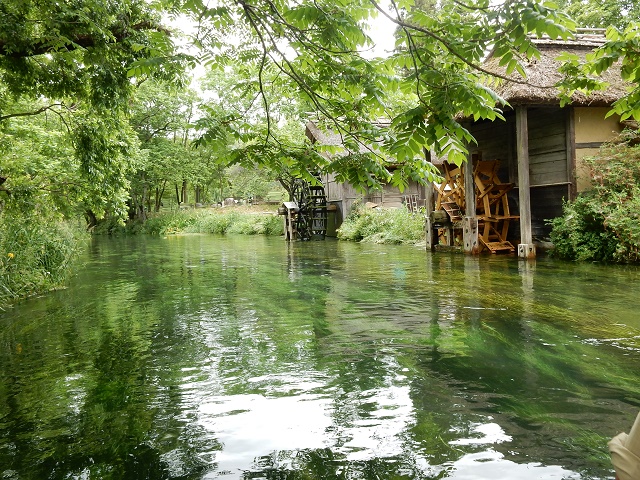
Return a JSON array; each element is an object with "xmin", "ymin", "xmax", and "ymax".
[
  {"xmin": 95, "ymin": 203, "xmax": 427, "ymax": 246},
  {"xmin": 1, "ymin": 204, "xmax": 427, "ymax": 309},
  {"xmin": 95, "ymin": 205, "xmax": 285, "ymax": 237},
  {"xmin": 0, "ymin": 212, "xmax": 87, "ymax": 310}
]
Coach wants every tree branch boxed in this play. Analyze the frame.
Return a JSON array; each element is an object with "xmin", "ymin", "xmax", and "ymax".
[
  {"xmin": 372, "ymin": 0, "xmax": 554, "ymax": 88},
  {"xmin": 0, "ymin": 21, "xmax": 169, "ymax": 59},
  {"xmin": 0, "ymin": 103, "xmax": 65, "ymax": 122}
]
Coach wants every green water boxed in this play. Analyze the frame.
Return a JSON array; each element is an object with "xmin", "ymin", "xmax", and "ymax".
[{"xmin": 1, "ymin": 234, "xmax": 639, "ymax": 480}]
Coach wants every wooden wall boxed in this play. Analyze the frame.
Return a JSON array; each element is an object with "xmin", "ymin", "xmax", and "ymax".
[
  {"xmin": 527, "ymin": 107, "xmax": 569, "ymax": 186},
  {"xmin": 526, "ymin": 107, "xmax": 570, "ymax": 238},
  {"xmin": 323, "ymin": 172, "xmax": 359, "ymax": 236},
  {"xmin": 365, "ymin": 182, "xmax": 424, "ymax": 209},
  {"xmin": 573, "ymin": 107, "xmax": 623, "ymax": 192},
  {"xmin": 467, "ymin": 113, "xmax": 516, "ymax": 182}
]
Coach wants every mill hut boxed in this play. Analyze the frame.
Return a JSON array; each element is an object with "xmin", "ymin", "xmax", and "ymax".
[
  {"xmin": 434, "ymin": 31, "xmax": 629, "ymax": 257},
  {"xmin": 305, "ymin": 120, "xmax": 428, "ymax": 236}
]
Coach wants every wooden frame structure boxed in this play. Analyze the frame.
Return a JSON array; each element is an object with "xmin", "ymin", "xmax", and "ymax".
[{"xmin": 432, "ymin": 160, "xmax": 518, "ymax": 253}]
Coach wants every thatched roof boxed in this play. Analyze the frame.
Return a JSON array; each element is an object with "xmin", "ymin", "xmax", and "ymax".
[
  {"xmin": 304, "ymin": 121, "xmax": 344, "ymax": 146},
  {"xmin": 484, "ymin": 33, "xmax": 629, "ymax": 107}
]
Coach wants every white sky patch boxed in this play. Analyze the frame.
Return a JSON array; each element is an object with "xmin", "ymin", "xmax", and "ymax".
[
  {"xmin": 447, "ymin": 450, "xmax": 581, "ymax": 480},
  {"xmin": 449, "ymin": 422, "xmax": 513, "ymax": 446},
  {"xmin": 363, "ymin": 0, "xmax": 398, "ymax": 58}
]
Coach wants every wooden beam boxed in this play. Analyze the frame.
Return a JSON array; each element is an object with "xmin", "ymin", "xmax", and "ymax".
[
  {"xmin": 424, "ymin": 148, "xmax": 435, "ymax": 215},
  {"xmin": 566, "ymin": 108, "xmax": 577, "ymax": 201},
  {"xmin": 463, "ymin": 154, "xmax": 475, "ymax": 218},
  {"xmin": 516, "ymin": 106, "xmax": 536, "ymax": 258},
  {"xmin": 463, "ymin": 153, "xmax": 479, "ymax": 254}
]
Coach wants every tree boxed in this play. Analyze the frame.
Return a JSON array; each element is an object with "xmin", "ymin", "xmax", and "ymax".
[
  {"xmin": 0, "ymin": 0, "xmax": 188, "ymax": 113},
  {"xmin": 0, "ymin": 0, "xmax": 190, "ymax": 224},
  {"xmin": 174, "ymin": 0, "xmax": 581, "ymax": 192},
  {"xmin": 128, "ymin": 80, "xmax": 204, "ymax": 216},
  {"xmin": 556, "ymin": 0, "xmax": 640, "ymax": 29},
  {"xmin": 557, "ymin": 20, "xmax": 640, "ymax": 122},
  {"xmin": 3, "ymin": 0, "xmax": 640, "ymax": 221}
]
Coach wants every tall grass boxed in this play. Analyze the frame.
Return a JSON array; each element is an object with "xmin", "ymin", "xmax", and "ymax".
[
  {"xmin": 0, "ymin": 211, "xmax": 87, "ymax": 309},
  {"xmin": 97, "ymin": 208, "xmax": 284, "ymax": 237},
  {"xmin": 185, "ymin": 210, "xmax": 283, "ymax": 236},
  {"xmin": 337, "ymin": 204, "xmax": 425, "ymax": 244}
]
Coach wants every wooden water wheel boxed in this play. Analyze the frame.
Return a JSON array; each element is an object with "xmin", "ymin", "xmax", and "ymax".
[
  {"xmin": 290, "ymin": 175, "xmax": 328, "ymax": 240},
  {"xmin": 434, "ymin": 160, "xmax": 519, "ymax": 253}
]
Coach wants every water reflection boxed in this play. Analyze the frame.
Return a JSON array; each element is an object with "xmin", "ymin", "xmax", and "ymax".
[{"xmin": 1, "ymin": 235, "xmax": 639, "ymax": 479}]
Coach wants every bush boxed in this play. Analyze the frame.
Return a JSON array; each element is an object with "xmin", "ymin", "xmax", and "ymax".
[
  {"xmin": 143, "ymin": 211, "xmax": 199, "ymax": 235},
  {"xmin": 549, "ymin": 130, "xmax": 640, "ymax": 263},
  {"xmin": 0, "ymin": 210, "xmax": 87, "ymax": 307},
  {"xmin": 337, "ymin": 203, "xmax": 425, "ymax": 244}
]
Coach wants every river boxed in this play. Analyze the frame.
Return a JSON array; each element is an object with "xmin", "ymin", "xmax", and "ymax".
[{"xmin": 1, "ymin": 234, "xmax": 639, "ymax": 479}]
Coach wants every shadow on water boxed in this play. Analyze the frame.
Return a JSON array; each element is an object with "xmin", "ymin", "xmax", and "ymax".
[{"xmin": 1, "ymin": 234, "xmax": 639, "ymax": 479}]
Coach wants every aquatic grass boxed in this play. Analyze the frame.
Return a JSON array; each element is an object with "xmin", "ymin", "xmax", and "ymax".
[
  {"xmin": 337, "ymin": 204, "xmax": 425, "ymax": 244},
  {"xmin": 566, "ymin": 430, "xmax": 614, "ymax": 472}
]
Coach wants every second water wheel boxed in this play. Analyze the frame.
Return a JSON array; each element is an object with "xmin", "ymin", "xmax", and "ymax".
[{"xmin": 292, "ymin": 175, "xmax": 328, "ymax": 240}]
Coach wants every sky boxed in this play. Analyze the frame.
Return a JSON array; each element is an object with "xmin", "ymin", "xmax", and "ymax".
[
  {"xmin": 364, "ymin": 0, "xmax": 398, "ymax": 58},
  {"xmin": 170, "ymin": 1, "xmax": 399, "ymax": 85}
]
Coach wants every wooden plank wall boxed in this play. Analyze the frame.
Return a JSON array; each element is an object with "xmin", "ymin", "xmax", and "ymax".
[
  {"xmin": 527, "ymin": 108, "xmax": 568, "ymax": 186},
  {"xmin": 467, "ymin": 114, "xmax": 516, "ymax": 182},
  {"xmin": 526, "ymin": 108, "xmax": 569, "ymax": 238},
  {"xmin": 529, "ymin": 185, "xmax": 566, "ymax": 237},
  {"xmin": 366, "ymin": 182, "xmax": 423, "ymax": 209}
]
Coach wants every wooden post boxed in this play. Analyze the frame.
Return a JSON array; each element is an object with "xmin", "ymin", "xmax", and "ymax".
[
  {"xmin": 463, "ymin": 154, "xmax": 479, "ymax": 254},
  {"xmin": 424, "ymin": 148, "xmax": 436, "ymax": 251},
  {"xmin": 516, "ymin": 106, "xmax": 536, "ymax": 258},
  {"xmin": 425, "ymin": 215, "xmax": 435, "ymax": 250},
  {"xmin": 566, "ymin": 108, "xmax": 577, "ymax": 201}
]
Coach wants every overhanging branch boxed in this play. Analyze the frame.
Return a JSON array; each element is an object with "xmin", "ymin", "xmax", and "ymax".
[{"xmin": 0, "ymin": 21, "xmax": 169, "ymax": 59}]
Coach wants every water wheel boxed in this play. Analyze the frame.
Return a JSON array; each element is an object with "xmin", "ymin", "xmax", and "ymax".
[{"xmin": 291, "ymin": 175, "xmax": 328, "ymax": 240}]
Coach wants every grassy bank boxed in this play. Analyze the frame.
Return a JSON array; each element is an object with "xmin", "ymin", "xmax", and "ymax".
[
  {"xmin": 96, "ymin": 203, "xmax": 427, "ymax": 246},
  {"xmin": 96, "ymin": 205, "xmax": 284, "ymax": 237},
  {"xmin": 337, "ymin": 204, "xmax": 425, "ymax": 245},
  {"xmin": 0, "ymin": 211, "xmax": 87, "ymax": 309}
]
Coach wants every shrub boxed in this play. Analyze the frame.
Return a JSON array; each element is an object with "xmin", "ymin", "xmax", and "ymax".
[
  {"xmin": 548, "ymin": 195, "xmax": 620, "ymax": 262},
  {"xmin": 188, "ymin": 211, "xmax": 238, "ymax": 234},
  {"xmin": 549, "ymin": 131, "xmax": 640, "ymax": 263},
  {"xmin": 338, "ymin": 203, "xmax": 425, "ymax": 244},
  {"xmin": 0, "ymin": 210, "xmax": 87, "ymax": 307}
]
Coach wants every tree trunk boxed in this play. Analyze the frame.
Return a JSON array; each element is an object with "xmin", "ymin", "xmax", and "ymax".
[
  {"xmin": 181, "ymin": 180, "xmax": 188, "ymax": 205},
  {"xmin": 155, "ymin": 180, "xmax": 166, "ymax": 212},
  {"xmin": 277, "ymin": 177, "xmax": 295, "ymax": 201},
  {"xmin": 85, "ymin": 209, "xmax": 98, "ymax": 229},
  {"xmin": 140, "ymin": 173, "xmax": 148, "ymax": 221}
]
